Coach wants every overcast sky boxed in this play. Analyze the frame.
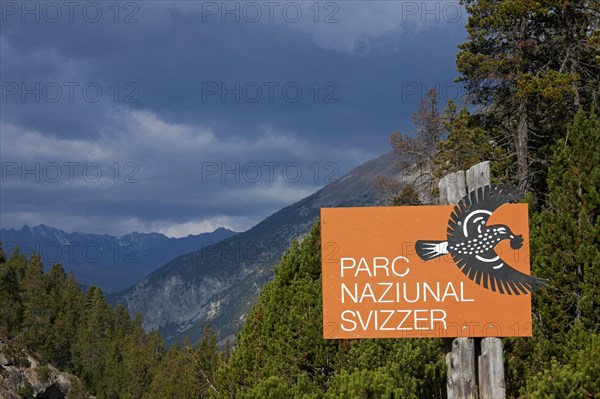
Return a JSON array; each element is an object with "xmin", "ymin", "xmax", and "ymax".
[{"xmin": 0, "ymin": 1, "xmax": 468, "ymax": 237}]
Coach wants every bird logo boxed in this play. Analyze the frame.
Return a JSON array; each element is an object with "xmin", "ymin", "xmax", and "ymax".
[{"xmin": 415, "ymin": 184, "xmax": 546, "ymax": 295}]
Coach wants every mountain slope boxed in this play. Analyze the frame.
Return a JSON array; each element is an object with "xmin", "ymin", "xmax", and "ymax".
[
  {"xmin": 114, "ymin": 151, "xmax": 404, "ymax": 344},
  {"xmin": 0, "ymin": 225, "xmax": 237, "ymax": 292}
]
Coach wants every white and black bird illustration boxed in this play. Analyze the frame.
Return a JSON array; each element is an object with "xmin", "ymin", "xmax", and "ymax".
[{"xmin": 415, "ymin": 184, "xmax": 547, "ymax": 295}]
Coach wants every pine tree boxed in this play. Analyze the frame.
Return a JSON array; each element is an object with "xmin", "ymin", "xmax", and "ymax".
[
  {"xmin": 435, "ymin": 100, "xmax": 510, "ymax": 182},
  {"xmin": 118, "ymin": 313, "xmax": 162, "ymax": 399},
  {"xmin": 21, "ymin": 253, "xmax": 51, "ymax": 349},
  {"xmin": 457, "ymin": 0, "xmax": 599, "ymax": 194},
  {"xmin": 8, "ymin": 246, "xmax": 28, "ymax": 282},
  {"xmin": 74, "ymin": 286, "xmax": 111, "ymax": 390},
  {"xmin": 501, "ymin": 112, "xmax": 600, "ymax": 397},
  {"xmin": 194, "ymin": 324, "xmax": 219, "ymax": 397},
  {"xmin": 531, "ymin": 111, "xmax": 599, "ymax": 336},
  {"xmin": 41, "ymin": 264, "xmax": 68, "ymax": 362},
  {"xmin": 51, "ymin": 273, "xmax": 85, "ymax": 370},
  {"xmin": 0, "ymin": 244, "xmax": 23, "ymax": 335},
  {"xmin": 145, "ymin": 342, "xmax": 201, "ymax": 399}
]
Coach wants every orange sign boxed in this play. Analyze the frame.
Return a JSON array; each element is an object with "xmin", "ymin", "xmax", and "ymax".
[{"xmin": 321, "ymin": 202, "xmax": 539, "ymax": 339}]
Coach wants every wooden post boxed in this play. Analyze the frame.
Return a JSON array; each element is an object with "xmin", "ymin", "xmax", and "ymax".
[
  {"xmin": 442, "ymin": 170, "xmax": 467, "ymax": 204},
  {"xmin": 440, "ymin": 161, "xmax": 505, "ymax": 399},
  {"xmin": 466, "ymin": 161, "xmax": 490, "ymax": 192},
  {"xmin": 445, "ymin": 337, "xmax": 478, "ymax": 399},
  {"xmin": 466, "ymin": 163, "xmax": 505, "ymax": 399},
  {"xmin": 479, "ymin": 338, "xmax": 505, "ymax": 398},
  {"xmin": 440, "ymin": 171, "xmax": 476, "ymax": 399}
]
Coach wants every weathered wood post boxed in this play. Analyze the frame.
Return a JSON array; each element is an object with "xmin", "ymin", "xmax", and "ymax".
[
  {"xmin": 440, "ymin": 161, "xmax": 506, "ymax": 399},
  {"xmin": 479, "ymin": 337, "xmax": 505, "ymax": 398}
]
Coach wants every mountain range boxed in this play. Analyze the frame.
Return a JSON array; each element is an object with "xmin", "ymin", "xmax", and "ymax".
[
  {"xmin": 0, "ymin": 225, "xmax": 237, "ymax": 292},
  {"xmin": 111, "ymin": 151, "xmax": 405, "ymax": 345}
]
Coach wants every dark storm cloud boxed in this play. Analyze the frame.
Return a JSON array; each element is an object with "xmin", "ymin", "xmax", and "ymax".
[{"xmin": 1, "ymin": 1, "xmax": 468, "ymax": 236}]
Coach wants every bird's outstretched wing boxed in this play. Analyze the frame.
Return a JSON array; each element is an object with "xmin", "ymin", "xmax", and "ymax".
[
  {"xmin": 450, "ymin": 248, "xmax": 547, "ymax": 295},
  {"xmin": 447, "ymin": 184, "xmax": 523, "ymax": 243}
]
